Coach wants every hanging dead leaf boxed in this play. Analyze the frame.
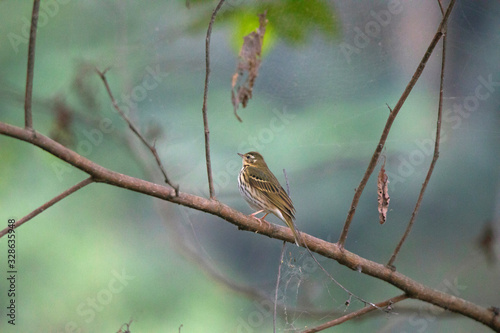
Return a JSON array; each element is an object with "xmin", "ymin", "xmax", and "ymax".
[
  {"xmin": 477, "ymin": 221, "xmax": 497, "ymax": 264},
  {"xmin": 72, "ymin": 62, "xmax": 100, "ymax": 111},
  {"xmin": 377, "ymin": 156, "xmax": 390, "ymax": 224},
  {"xmin": 231, "ymin": 11, "xmax": 267, "ymax": 122},
  {"xmin": 50, "ymin": 97, "xmax": 75, "ymax": 147}
]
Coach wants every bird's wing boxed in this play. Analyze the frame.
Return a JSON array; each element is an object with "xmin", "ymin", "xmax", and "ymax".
[{"xmin": 246, "ymin": 166, "xmax": 296, "ymax": 218}]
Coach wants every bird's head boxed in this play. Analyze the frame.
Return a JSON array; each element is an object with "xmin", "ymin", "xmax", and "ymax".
[{"xmin": 238, "ymin": 151, "xmax": 267, "ymax": 167}]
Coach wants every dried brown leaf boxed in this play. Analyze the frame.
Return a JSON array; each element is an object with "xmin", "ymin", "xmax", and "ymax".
[
  {"xmin": 50, "ymin": 97, "xmax": 74, "ymax": 147},
  {"xmin": 72, "ymin": 62, "xmax": 99, "ymax": 111},
  {"xmin": 231, "ymin": 11, "xmax": 267, "ymax": 122},
  {"xmin": 477, "ymin": 221, "xmax": 497, "ymax": 264},
  {"xmin": 377, "ymin": 157, "xmax": 390, "ymax": 224}
]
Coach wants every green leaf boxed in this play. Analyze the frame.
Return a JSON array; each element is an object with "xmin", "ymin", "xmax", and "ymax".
[{"xmin": 186, "ymin": 0, "xmax": 339, "ymax": 52}]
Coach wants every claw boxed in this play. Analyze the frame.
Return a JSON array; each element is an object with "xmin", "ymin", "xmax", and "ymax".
[{"xmin": 249, "ymin": 211, "xmax": 269, "ymax": 226}]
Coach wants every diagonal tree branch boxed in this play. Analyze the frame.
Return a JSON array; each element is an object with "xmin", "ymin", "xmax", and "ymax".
[
  {"xmin": 24, "ymin": 0, "xmax": 41, "ymax": 129},
  {"xmin": 96, "ymin": 68, "xmax": 179, "ymax": 196},
  {"xmin": 0, "ymin": 177, "xmax": 94, "ymax": 238},
  {"xmin": 202, "ymin": 0, "xmax": 226, "ymax": 199},
  {"xmin": 387, "ymin": 1, "xmax": 448, "ymax": 269},
  {"xmin": 0, "ymin": 122, "xmax": 498, "ymax": 331},
  {"xmin": 337, "ymin": 0, "xmax": 456, "ymax": 248},
  {"xmin": 300, "ymin": 294, "xmax": 408, "ymax": 333}
]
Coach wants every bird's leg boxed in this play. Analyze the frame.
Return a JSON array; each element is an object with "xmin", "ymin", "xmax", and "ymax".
[
  {"xmin": 256, "ymin": 213, "xmax": 271, "ymax": 227},
  {"xmin": 250, "ymin": 211, "xmax": 269, "ymax": 227},
  {"xmin": 250, "ymin": 210, "xmax": 264, "ymax": 217},
  {"xmin": 258, "ymin": 213, "xmax": 269, "ymax": 222}
]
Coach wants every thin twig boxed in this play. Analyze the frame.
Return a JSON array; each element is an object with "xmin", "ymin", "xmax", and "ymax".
[
  {"xmin": 274, "ymin": 241, "xmax": 286, "ymax": 333},
  {"xmin": 0, "ymin": 177, "xmax": 93, "ymax": 237},
  {"xmin": 300, "ymin": 294, "xmax": 408, "ymax": 333},
  {"xmin": 283, "ymin": 167, "xmax": 304, "ymax": 246},
  {"xmin": 202, "ymin": 0, "xmax": 226, "ymax": 199},
  {"xmin": 337, "ymin": 0, "xmax": 456, "ymax": 248},
  {"xmin": 283, "ymin": 168, "xmax": 291, "ymax": 195},
  {"xmin": 24, "ymin": 0, "xmax": 41, "ymax": 129},
  {"xmin": 437, "ymin": 0, "xmax": 445, "ymax": 15},
  {"xmin": 387, "ymin": 0, "xmax": 448, "ymax": 268},
  {"xmin": 96, "ymin": 68, "xmax": 179, "ymax": 196},
  {"xmin": 273, "ymin": 170, "xmax": 291, "ymax": 332},
  {"xmin": 303, "ymin": 246, "xmax": 381, "ymax": 312}
]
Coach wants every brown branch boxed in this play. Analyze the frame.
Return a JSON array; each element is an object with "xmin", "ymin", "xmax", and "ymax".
[
  {"xmin": 387, "ymin": 0, "xmax": 448, "ymax": 269},
  {"xmin": 202, "ymin": 0, "xmax": 226, "ymax": 199},
  {"xmin": 96, "ymin": 68, "xmax": 179, "ymax": 196},
  {"xmin": 24, "ymin": 0, "xmax": 41, "ymax": 129},
  {"xmin": 301, "ymin": 294, "xmax": 408, "ymax": 333},
  {"xmin": 0, "ymin": 122, "xmax": 498, "ymax": 331},
  {"xmin": 337, "ymin": 0, "xmax": 456, "ymax": 248},
  {"xmin": 0, "ymin": 177, "xmax": 93, "ymax": 238}
]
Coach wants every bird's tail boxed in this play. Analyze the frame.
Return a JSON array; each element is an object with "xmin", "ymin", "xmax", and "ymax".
[{"xmin": 284, "ymin": 215, "xmax": 302, "ymax": 247}]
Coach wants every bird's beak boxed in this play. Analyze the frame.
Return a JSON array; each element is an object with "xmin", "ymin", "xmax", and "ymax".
[{"xmin": 237, "ymin": 153, "xmax": 244, "ymax": 158}]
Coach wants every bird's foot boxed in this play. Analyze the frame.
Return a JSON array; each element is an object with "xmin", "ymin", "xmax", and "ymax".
[{"xmin": 250, "ymin": 210, "xmax": 264, "ymax": 217}]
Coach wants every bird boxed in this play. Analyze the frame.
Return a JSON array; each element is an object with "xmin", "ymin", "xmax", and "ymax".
[{"xmin": 237, "ymin": 151, "xmax": 301, "ymax": 246}]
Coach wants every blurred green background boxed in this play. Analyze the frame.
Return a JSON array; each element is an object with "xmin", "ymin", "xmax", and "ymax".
[{"xmin": 1, "ymin": 1, "xmax": 499, "ymax": 332}]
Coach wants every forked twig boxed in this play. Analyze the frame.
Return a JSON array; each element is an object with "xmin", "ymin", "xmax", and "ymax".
[
  {"xmin": 116, "ymin": 319, "xmax": 133, "ymax": 333},
  {"xmin": 96, "ymin": 68, "xmax": 179, "ymax": 196},
  {"xmin": 202, "ymin": 0, "xmax": 226, "ymax": 199},
  {"xmin": 0, "ymin": 177, "xmax": 94, "ymax": 237},
  {"xmin": 24, "ymin": 0, "xmax": 41, "ymax": 129},
  {"xmin": 337, "ymin": 0, "xmax": 456, "ymax": 248},
  {"xmin": 387, "ymin": 0, "xmax": 448, "ymax": 268},
  {"xmin": 300, "ymin": 294, "xmax": 408, "ymax": 333}
]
